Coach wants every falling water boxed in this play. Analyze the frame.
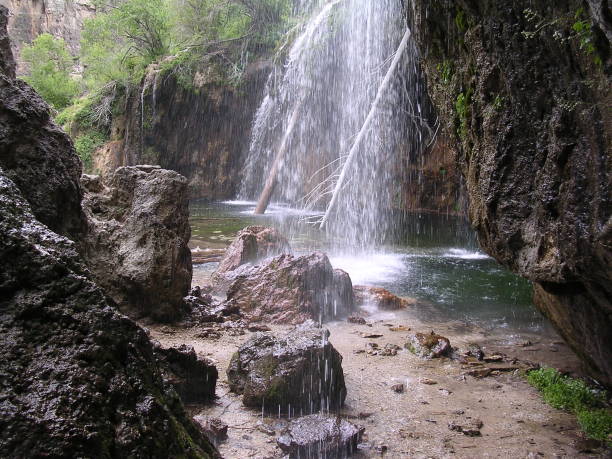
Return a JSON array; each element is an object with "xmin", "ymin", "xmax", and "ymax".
[{"xmin": 240, "ymin": 0, "xmax": 431, "ymax": 252}]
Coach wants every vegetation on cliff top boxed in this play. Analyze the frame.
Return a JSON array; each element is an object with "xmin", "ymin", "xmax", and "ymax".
[{"xmin": 19, "ymin": 0, "xmax": 294, "ymax": 171}]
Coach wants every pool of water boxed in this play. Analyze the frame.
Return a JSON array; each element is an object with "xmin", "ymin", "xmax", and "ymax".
[{"xmin": 190, "ymin": 200, "xmax": 551, "ymax": 334}]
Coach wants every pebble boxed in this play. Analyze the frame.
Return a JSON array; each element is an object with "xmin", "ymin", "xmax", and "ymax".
[{"xmin": 391, "ymin": 383, "xmax": 404, "ymax": 393}]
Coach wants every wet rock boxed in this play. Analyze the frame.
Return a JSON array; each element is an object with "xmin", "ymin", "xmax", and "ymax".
[
  {"xmin": 0, "ymin": 29, "xmax": 86, "ymax": 241},
  {"xmin": 193, "ymin": 416, "xmax": 228, "ymax": 444},
  {"xmin": 154, "ymin": 344, "xmax": 218, "ymax": 404},
  {"xmin": 391, "ymin": 383, "xmax": 405, "ymax": 393},
  {"xmin": 224, "ymin": 252, "xmax": 354, "ymax": 324},
  {"xmin": 406, "ymin": 331, "xmax": 452, "ymax": 359},
  {"xmin": 347, "ymin": 316, "xmax": 367, "ymax": 325},
  {"xmin": 227, "ymin": 322, "xmax": 346, "ymax": 414},
  {"xmin": 412, "ymin": 0, "xmax": 612, "ymax": 388},
  {"xmin": 215, "ymin": 225, "xmax": 291, "ymax": 275},
  {"xmin": 0, "ymin": 170, "xmax": 216, "ymax": 457},
  {"xmin": 465, "ymin": 368, "xmax": 493, "ymax": 379},
  {"xmin": 380, "ymin": 343, "xmax": 401, "ymax": 356},
  {"xmin": 448, "ymin": 419, "xmax": 483, "ymax": 437},
  {"xmin": 353, "ymin": 285, "xmax": 413, "ymax": 310},
  {"xmin": 277, "ymin": 415, "xmax": 364, "ymax": 458},
  {"xmin": 365, "ymin": 342, "xmax": 379, "ymax": 355},
  {"xmin": 248, "ymin": 324, "xmax": 271, "ymax": 332},
  {"xmin": 465, "ymin": 343, "xmax": 485, "ymax": 361},
  {"xmin": 81, "ymin": 166, "xmax": 192, "ymax": 322}
]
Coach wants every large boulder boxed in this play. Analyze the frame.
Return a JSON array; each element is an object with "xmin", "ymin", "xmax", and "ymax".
[
  {"xmin": 224, "ymin": 252, "xmax": 354, "ymax": 324},
  {"xmin": 154, "ymin": 344, "xmax": 218, "ymax": 404},
  {"xmin": 81, "ymin": 166, "xmax": 192, "ymax": 322},
  {"xmin": 0, "ymin": 170, "xmax": 217, "ymax": 457},
  {"xmin": 216, "ymin": 225, "xmax": 291, "ymax": 273},
  {"xmin": 277, "ymin": 415, "xmax": 364, "ymax": 458},
  {"xmin": 227, "ymin": 323, "xmax": 347, "ymax": 415},
  {"xmin": 0, "ymin": 10, "xmax": 86, "ymax": 241},
  {"xmin": 412, "ymin": 0, "xmax": 612, "ymax": 386}
]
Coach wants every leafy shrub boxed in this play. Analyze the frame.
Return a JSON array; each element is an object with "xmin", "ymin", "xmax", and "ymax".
[
  {"xmin": 74, "ymin": 132, "xmax": 107, "ymax": 172},
  {"xmin": 577, "ymin": 409, "xmax": 612, "ymax": 444},
  {"xmin": 20, "ymin": 34, "xmax": 80, "ymax": 110}
]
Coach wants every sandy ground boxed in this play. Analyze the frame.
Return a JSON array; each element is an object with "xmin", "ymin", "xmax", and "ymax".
[{"xmin": 147, "ymin": 303, "xmax": 608, "ymax": 459}]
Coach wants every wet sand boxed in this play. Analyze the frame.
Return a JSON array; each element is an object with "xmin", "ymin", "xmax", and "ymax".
[{"xmin": 147, "ymin": 303, "xmax": 605, "ymax": 458}]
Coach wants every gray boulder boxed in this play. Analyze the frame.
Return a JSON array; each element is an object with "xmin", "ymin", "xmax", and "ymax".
[
  {"xmin": 277, "ymin": 415, "xmax": 364, "ymax": 458},
  {"xmin": 0, "ymin": 169, "xmax": 217, "ymax": 458},
  {"xmin": 0, "ymin": 16, "xmax": 86, "ymax": 241},
  {"xmin": 224, "ymin": 252, "xmax": 354, "ymax": 324},
  {"xmin": 227, "ymin": 323, "xmax": 346, "ymax": 415},
  {"xmin": 81, "ymin": 166, "xmax": 192, "ymax": 322}
]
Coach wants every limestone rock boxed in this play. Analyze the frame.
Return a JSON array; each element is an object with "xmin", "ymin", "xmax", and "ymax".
[
  {"xmin": 276, "ymin": 415, "xmax": 364, "ymax": 458},
  {"xmin": 406, "ymin": 331, "xmax": 452, "ymax": 359},
  {"xmin": 0, "ymin": 170, "xmax": 216, "ymax": 457},
  {"xmin": 224, "ymin": 252, "xmax": 354, "ymax": 324},
  {"xmin": 227, "ymin": 323, "xmax": 346, "ymax": 414},
  {"xmin": 81, "ymin": 166, "xmax": 192, "ymax": 322},
  {"xmin": 154, "ymin": 344, "xmax": 218, "ymax": 404}
]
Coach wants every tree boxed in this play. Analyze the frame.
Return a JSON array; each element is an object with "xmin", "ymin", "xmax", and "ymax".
[{"xmin": 20, "ymin": 34, "xmax": 80, "ymax": 110}]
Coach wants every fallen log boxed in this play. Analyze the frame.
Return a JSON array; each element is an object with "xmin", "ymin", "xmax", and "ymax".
[{"xmin": 319, "ymin": 27, "xmax": 412, "ymax": 228}]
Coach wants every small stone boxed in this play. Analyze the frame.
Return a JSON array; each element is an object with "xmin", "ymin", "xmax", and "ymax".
[
  {"xmin": 248, "ymin": 324, "xmax": 271, "ymax": 332},
  {"xmin": 448, "ymin": 419, "xmax": 483, "ymax": 436},
  {"xmin": 390, "ymin": 325, "xmax": 411, "ymax": 332},
  {"xmin": 348, "ymin": 316, "xmax": 367, "ymax": 325},
  {"xmin": 193, "ymin": 416, "xmax": 228, "ymax": 442},
  {"xmin": 420, "ymin": 378, "xmax": 438, "ymax": 385},
  {"xmin": 391, "ymin": 383, "xmax": 404, "ymax": 393},
  {"xmin": 466, "ymin": 368, "xmax": 493, "ymax": 378},
  {"xmin": 360, "ymin": 332, "xmax": 384, "ymax": 339},
  {"xmin": 484, "ymin": 354, "xmax": 504, "ymax": 363},
  {"xmin": 405, "ymin": 331, "xmax": 451, "ymax": 359}
]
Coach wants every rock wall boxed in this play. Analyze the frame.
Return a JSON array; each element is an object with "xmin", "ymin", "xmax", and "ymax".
[
  {"xmin": 0, "ymin": 0, "xmax": 95, "ymax": 73},
  {"xmin": 93, "ymin": 61, "xmax": 272, "ymax": 200},
  {"xmin": 411, "ymin": 1, "xmax": 611, "ymax": 385}
]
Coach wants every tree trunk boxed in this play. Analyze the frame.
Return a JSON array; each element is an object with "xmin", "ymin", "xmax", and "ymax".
[
  {"xmin": 254, "ymin": 97, "xmax": 305, "ymax": 215},
  {"xmin": 319, "ymin": 27, "xmax": 412, "ymax": 228}
]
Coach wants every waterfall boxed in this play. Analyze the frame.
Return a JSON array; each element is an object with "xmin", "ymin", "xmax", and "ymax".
[{"xmin": 240, "ymin": 0, "xmax": 429, "ymax": 252}]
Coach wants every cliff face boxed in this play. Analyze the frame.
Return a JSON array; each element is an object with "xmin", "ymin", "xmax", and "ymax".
[
  {"xmin": 93, "ymin": 61, "xmax": 271, "ymax": 200},
  {"xmin": 0, "ymin": 0, "xmax": 95, "ymax": 73},
  {"xmin": 412, "ymin": 1, "xmax": 611, "ymax": 385}
]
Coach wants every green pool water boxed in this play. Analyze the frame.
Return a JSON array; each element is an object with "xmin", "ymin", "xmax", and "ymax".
[{"xmin": 190, "ymin": 200, "xmax": 551, "ymax": 334}]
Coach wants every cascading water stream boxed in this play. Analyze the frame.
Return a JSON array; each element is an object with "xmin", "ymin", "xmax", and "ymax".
[{"xmin": 239, "ymin": 0, "xmax": 431, "ymax": 253}]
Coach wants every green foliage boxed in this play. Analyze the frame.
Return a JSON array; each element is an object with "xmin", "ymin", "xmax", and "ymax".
[
  {"xmin": 455, "ymin": 89, "xmax": 473, "ymax": 140},
  {"xmin": 493, "ymin": 94, "xmax": 505, "ymax": 111},
  {"xmin": 74, "ymin": 131, "xmax": 107, "ymax": 172},
  {"xmin": 577, "ymin": 410, "xmax": 612, "ymax": 444},
  {"xmin": 20, "ymin": 34, "xmax": 80, "ymax": 110},
  {"xmin": 455, "ymin": 9, "xmax": 467, "ymax": 32},
  {"xmin": 436, "ymin": 60, "xmax": 452, "ymax": 84},
  {"xmin": 521, "ymin": 7, "xmax": 602, "ymax": 65},
  {"xmin": 81, "ymin": 0, "xmax": 171, "ymax": 88},
  {"xmin": 527, "ymin": 368, "xmax": 611, "ymax": 444}
]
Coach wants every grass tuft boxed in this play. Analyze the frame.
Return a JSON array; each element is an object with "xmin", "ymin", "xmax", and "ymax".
[{"xmin": 527, "ymin": 367, "xmax": 611, "ymax": 445}]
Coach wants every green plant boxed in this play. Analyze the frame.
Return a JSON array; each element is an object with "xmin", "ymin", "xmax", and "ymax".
[
  {"xmin": 527, "ymin": 368, "xmax": 611, "ymax": 445},
  {"xmin": 20, "ymin": 34, "xmax": 80, "ymax": 110},
  {"xmin": 437, "ymin": 60, "xmax": 452, "ymax": 84},
  {"xmin": 74, "ymin": 131, "xmax": 107, "ymax": 172},
  {"xmin": 493, "ymin": 94, "xmax": 504, "ymax": 111},
  {"xmin": 577, "ymin": 409, "xmax": 612, "ymax": 443},
  {"xmin": 455, "ymin": 89, "xmax": 473, "ymax": 140}
]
